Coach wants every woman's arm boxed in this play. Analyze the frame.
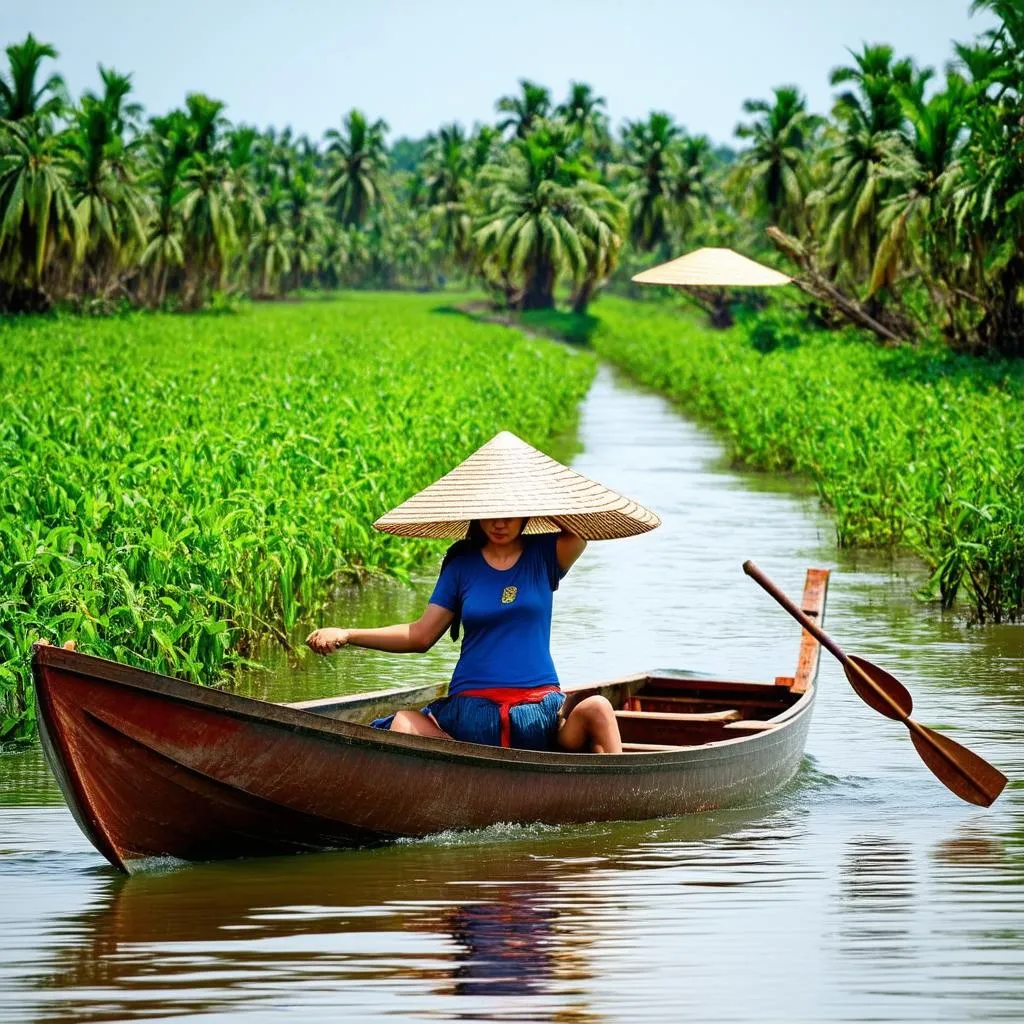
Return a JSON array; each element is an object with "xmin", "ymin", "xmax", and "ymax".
[
  {"xmin": 306, "ymin": 603, "xmax": 454, "ymax": 655},
  {"xmin": 555, "ymin": 529, "xmax": 587, "ymax": 572}
]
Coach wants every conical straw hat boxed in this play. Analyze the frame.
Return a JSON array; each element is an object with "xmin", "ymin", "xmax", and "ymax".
[
  {"xmin": 632, "ymin": 247, "xmax": 791, "ymax": 287},
  {"xmin": 374, "ymin": 431, "xmax": 661, "ymax": 540}
]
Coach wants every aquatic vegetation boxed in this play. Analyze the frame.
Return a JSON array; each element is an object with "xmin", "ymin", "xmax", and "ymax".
[
  {"xmin": 591, "ymin": 297, "xmax": 1024, "ymax": 623},
  {"xmin": 0, "ymin": 293, "xmax": 595, "ymax": 739}
]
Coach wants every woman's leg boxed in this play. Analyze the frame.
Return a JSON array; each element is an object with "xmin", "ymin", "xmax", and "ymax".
[
  {"xmin": 557, "ymin": 695, "xmax": 622, "ymax": 754},
  {"xmin": 389, "ymin": 709, "xmax": 451, "ymax": 739}
]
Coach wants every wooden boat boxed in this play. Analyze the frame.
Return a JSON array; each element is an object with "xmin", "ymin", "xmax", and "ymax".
[{"xmin": 31, "ymin": 568, "xmax": 828, "ymax": 874}]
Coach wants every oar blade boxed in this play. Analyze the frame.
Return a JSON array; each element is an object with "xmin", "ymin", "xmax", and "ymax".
[
  {"xmin": 845, "ymin": 655, "xmax": 913, "ymax": 721},
  {"xmin": 909, "ymin": 723, "xmax": 1008, "ymax": 807}
]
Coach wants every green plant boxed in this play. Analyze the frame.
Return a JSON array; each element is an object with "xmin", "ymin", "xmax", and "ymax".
[{"xmin": 0, "ymin": 292, "xmax": 595, "ymax": 739}]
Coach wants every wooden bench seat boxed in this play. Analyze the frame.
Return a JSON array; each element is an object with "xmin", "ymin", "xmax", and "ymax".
[
  {"xmin": 722, "ymin": 720, "xmax": 779, "ymax": 733},
  {"xmin": 615, "ymin": 708, "xmax": 742, "ymax": 724},
  {"xmin": 613, "ymin": 707, "xmax": 764, "ymax": 746}
]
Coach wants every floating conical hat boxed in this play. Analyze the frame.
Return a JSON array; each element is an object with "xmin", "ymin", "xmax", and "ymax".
[
  {"xmin": 632, "ymin": 247, "xmax": 791, "ymax": 287},
  {"xmin": 374, "ymin": 431, "xmax": 660, "ymax": 540}
]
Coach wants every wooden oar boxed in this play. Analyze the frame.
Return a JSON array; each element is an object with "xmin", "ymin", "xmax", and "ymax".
[{"xmin": 743, "ymin": 560, "xmax": 1007, "ymax": 808}]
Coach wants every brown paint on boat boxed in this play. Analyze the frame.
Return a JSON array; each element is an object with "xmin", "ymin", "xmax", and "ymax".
[{"xmin": 31, "ymin": 569, "xmax": 829, "ymax": 873}]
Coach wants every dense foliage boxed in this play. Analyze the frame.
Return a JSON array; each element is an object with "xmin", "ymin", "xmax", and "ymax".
[
  {"xmin": 590, "ymin": 297, "xmax": 1024, "ymax": 623},
  {"xmin": 3, "ymin": 0, "xmax": 1023, "ymax": 351},
  {"xmin": 0, "ymin": 293, "xmax": 595, "ymax": 739}
]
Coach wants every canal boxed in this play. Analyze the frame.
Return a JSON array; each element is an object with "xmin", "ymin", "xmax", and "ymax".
[{"xmin": 2, "ymin": 363, "xmax": 1022, "ymax": 1022}]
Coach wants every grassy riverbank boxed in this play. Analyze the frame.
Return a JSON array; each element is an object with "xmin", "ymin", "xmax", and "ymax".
[
  {"xmin": 584, "ymin": 297, "xmax": 1024, "ymax": 624},
  {"xmin": 0, "ymin": 293, "xmax": 595, "ymax": 740}
]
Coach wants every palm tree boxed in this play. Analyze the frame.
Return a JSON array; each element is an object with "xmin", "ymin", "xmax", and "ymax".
[
  {"xmin": 83, "ymin": 66, "xmax": 144, "ymax": 135},
  {"xmin": 870, "ymin": 73, "xmax": 967, "ymax": 298},
  {"xmin": 0, "ymin": 34, "xmax": 66, "ymax": 123},
  {"xmin": 139, "ymin": 114, "xmax": 190, "ymax": 306},
  {"xmin": 731, "ymin": 86, "xmax": 821, "ymax": 233},
  {"xmin": 669, "ymin": 135, "xmax": 718, "ymax": 241},
  {"xmin": 179, "ymin": 152, "xmax": 236, "ymax": 307},
  {"xmin": 570, "ymin": 179, "xmax": 625, "ymax": 313},
  {"xmin": 317, "ymin": 222, "xmax": 350, "ymax": 290},
  {"xmin": 941, "ymin": 0, "xmax": 1024, "ymax": 354},
  {"xmin": 469, "ymin": 124, "xmax": 500, "ymax": 174},
  {"xmin": 475, "ymin": 130, "xmax": 622, "ymax": 309},
  {"xmin": 183, "ymin": 93, "xmax": 229, "ymax": 157},
  {"xmin": 285, "ymin": 164, "xmax": 326, "ymax": 292},
  {"xmin": 556, "ymin": 82, "xmax": 607, "ymax": 139},
  {"xmin": 155, "ymin": 96, "xmax": 236, "ymax": 307},
  {"xmin": 422, "ymin": 123, "xmax": 472, "ymax": 268},
  {"xmin": 812, "ymin": 45, "xmax": 923, "ymax": 281},
  {"xmin": 247, "ymin": 176, "xmax": 291, "ymax": 296},
  {"xmin": 224, "ymin": 126, "xmax": 265, "ymax": 257},
  {"xmin": 324, "ymin": 109, "xmax": 389, "ymax": 227},
  {"xmin": 618, "ymin": 112, "xmax": 681, "ymax": 251},
  {"xmin": 67, "ymin": 69, "xmax": 148, "ymax": 297},
  {"xmin": 496, "ymin": 80, "xmax": 551, "ymax": 138},
  {"xmin": 0, "ymin": 119, "xmax": 83, "ymax": 294}
]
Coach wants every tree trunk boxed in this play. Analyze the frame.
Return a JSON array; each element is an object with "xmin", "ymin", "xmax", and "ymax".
[
  {"xmin": 521, "ymin": 260, "xmax": 556, "ymax": 310},
  {"xmin": 975, "ymin": 251, "xmax": 1024, "ymax": 358},
  {"xmin": 766, "ymin": 227, "xmax": 909, "ymax": 345},
  {"xmin": 572, "ymin": 277, "xmax": 596, "ymax": 315}
]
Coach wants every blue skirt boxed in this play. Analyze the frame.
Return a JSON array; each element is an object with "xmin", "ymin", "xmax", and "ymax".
[{"xmin": 371, "ymin": 690, "xmax": 565, "ymax": 751}]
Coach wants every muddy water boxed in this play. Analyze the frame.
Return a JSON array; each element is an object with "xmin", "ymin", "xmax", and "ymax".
[{"xmin": 2, "ymin": 365, "xmax": 1023, "ymax": 1023}]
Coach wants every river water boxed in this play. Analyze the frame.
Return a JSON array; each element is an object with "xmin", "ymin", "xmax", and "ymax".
[{"xmin": 2, "ymin": 364, "xmax": 1023, "ymax": 1023}]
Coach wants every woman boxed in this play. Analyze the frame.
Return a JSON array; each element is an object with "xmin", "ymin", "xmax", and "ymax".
[{"xmin": 306, "ymin": 516, "xmax": 622, "ymax": 753}]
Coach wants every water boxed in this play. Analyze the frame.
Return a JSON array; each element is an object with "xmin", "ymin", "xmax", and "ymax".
[{"xmin": 2, "ymin": 365, "xmax": 1023, "ymax": 1023}]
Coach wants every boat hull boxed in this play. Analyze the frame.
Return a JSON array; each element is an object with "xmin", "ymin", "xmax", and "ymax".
[
  {"xmin": 33, "ymin": 648, "xmax": 813, "ymax": 872},
  {"xmin": 32, "ymin": 566, "xmax": 828, "ymax": 873}
]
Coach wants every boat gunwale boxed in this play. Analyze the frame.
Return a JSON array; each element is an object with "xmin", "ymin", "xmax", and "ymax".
[{"xmin": 31, "ymin": 642, "xmax": 813, "ymax": 775}]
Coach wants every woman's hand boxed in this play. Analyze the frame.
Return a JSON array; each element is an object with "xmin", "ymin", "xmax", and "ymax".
[{"xmin": 305, "ymin": 628, "xmax": 350, "ymax": 655}]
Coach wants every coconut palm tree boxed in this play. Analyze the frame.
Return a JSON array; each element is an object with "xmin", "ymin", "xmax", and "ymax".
[
  {"xmin": 422, "ymin": 123, "xmax": 473, "ymax": 268},
  {"xmin": 618, "ymin": 111, "xmax": 681, "ymax": 251},
  {"xmin": 496, "ymin": 80, "xmax": 551, "ymax": 139},
  {"xmin": 248, "ymin": 176, "xmax": 291, "ymax": 296},
  {"xmin": 569, "ymin": 178, "xmax": 625, "ymax": 313},
  {"xmin": 224, "ymin": 125, "xmax": 265, "ymax": 263},
  {"xmin": 139, "ymin": 113, "xmax": 190, "ymax": 306},
  {"xmin": 0, "ymin": 118, "xmax": 83, "ymax": 295},
  {"xmin": 324, "ymin": 109, "xmax": 389, "ymax": 227},
  {"xmin": 469, "ymin": 124, "xmax": 500, "ymax": 174},
  {"xmin": 475, "ymin": 129, "xmax": 622, "ymax": 309},
  {"xmin": 556, "ymin": 82, "xmax": 607, "ymax": 139},
  {"xmin": 0, "ymin": 34, "xmax": 66, "ymax": 123},
  {"xmin": 66, "ymin": 70, "xmax": 148, "ymax": 298},
  {"xmin": 730, "ymin": 86, "xmax": 821, "ymax": 233},
  {"xmin": 869, "ymin": 73, "xmax": 967, "ymax": 298},
  {"xmin": 811, "ymin": 45, "xmax": 923, "ymax": 281},
  {"xmin": 669, "ymin": 134, "xmax": 718, "ymax": 242},
  {"xmin": 285, "ymin": 164, "xmax": 326, "ymax": 292},
  {"xmin": 83, "ymin": 66, "xmax": 144, "ymax": 136},
  {"xmin": 183, "ymin": 93, "xmax": 229, "ymax": 157},
  {"xmin": 179, "ymin": 152, "xmax": 236, "ymax": 306},
  {"xmin": 941, "ymin": 0, "xmax": 1024, "ymax": 354}
]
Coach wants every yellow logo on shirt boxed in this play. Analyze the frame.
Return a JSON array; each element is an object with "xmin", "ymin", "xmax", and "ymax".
[{"xmin": 501, "ymin": 586, "xmax": 518, "ymax": 605}]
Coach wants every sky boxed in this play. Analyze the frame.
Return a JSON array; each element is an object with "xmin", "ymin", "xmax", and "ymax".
[{"xmin": 5, "ymin": 0, "xmax": 999, "ymax": 146}]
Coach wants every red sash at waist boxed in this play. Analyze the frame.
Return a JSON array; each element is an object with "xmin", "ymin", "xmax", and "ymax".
[{"xmin": 451, "ymin": 685, "xmax": 561, "ymax": 748}]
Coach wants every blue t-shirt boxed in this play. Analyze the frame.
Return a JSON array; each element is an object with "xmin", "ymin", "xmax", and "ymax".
[{"xmin": 430, "ymin": 534, "xmax": 566, "ymax": 695}]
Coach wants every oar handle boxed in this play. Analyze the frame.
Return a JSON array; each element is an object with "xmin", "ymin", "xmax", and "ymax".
[{"xmin": 742, "ymin": 560, "xmax": 850, "ymax": 666}]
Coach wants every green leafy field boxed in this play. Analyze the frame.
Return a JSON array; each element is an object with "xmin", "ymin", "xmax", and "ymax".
[
  {"xmin": 0, "ymin": 293, "xmax": 594, "ymax": 739},
  {"xmin": 590, "ymin": 297, "xmax": 1024, "ymax": 623}
]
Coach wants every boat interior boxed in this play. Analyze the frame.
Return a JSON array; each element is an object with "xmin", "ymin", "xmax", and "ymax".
[
  {"xmin": 290, "ymin": 669, "xmax": 812, "ymax": 751},
  {"xmin": 288, "ymin": 568, "xmax": 828, "ymax": 752}
]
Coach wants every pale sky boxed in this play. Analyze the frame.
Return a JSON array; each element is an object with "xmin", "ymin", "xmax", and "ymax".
[{"xmin": 5, "ymin": 1, "xmax": 998, "ymax": 145}]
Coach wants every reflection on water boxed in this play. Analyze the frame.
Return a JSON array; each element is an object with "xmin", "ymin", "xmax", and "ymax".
[{"xmin": 2, "ymin": 363, "xmax": 1024, "ymax": 1022}]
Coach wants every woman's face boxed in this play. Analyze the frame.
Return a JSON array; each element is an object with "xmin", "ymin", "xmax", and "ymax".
[{"xmin": 479, "ymin": 518, "xmax": 525, "ymax": 546}]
